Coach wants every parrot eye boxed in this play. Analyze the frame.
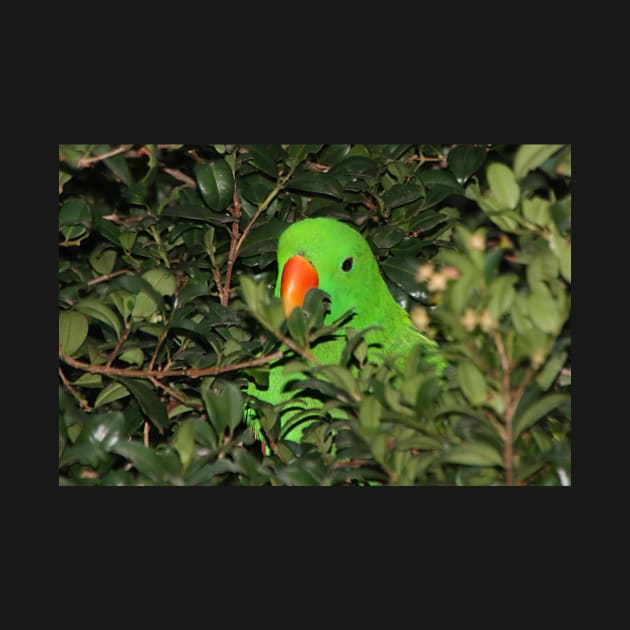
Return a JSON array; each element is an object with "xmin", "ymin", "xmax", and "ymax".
[{"xmin": 342, "ymin": 257, "xmax": 354, "ymax": 272}]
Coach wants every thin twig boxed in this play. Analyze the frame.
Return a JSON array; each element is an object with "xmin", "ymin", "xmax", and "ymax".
[
  {"xmin": 149, "ymin": 376, "xmax": 200, "ymax": 407},
  {"xmin": 87, "ymin": 269, "xmax": 132, "ymax": 286},
  {"xmin": 149, "ymin": 328, "xmax": 169, "ymax": 372},
  {"xmin": 77, "ymin": 144, "xmax": 134, "ymax": 167},
  {"xmin": 105, "ymin": 323, "xmax": 132, "ymax": 369},
  {"xmin": 58, "ymin": 366, "xmax": 92, "ymax": 411},
  {"xmin": 163, "ymin": 167, "xmax": 197, "ymax": 188}
]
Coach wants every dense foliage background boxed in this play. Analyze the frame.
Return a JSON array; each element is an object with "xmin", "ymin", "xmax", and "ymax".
[{"xmin": 58, "ymin": 144, "xmax": 571, "ymax": 486}]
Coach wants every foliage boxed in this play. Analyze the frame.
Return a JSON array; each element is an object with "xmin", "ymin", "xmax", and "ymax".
[{"xmin": 58, "ymin": 143, "xmax": 571, "ymax": 485}]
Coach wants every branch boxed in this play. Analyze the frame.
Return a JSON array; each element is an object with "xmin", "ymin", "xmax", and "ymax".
[
  {"xmin": 87, "ymin": 269, "xmax": 132, "ymax": 287},
  {"xmin": 163, "ymin": 167, "xmax": 196, "ymax": 188},
  {"xmin": 60, "ymin": 351, "xmax": 284, "ymax": 380},
  {"xmin": 77, "ymin": 144, "xmax": 134, "ymax": 167}
]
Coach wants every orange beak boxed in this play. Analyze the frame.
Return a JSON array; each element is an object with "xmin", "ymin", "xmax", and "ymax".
[{"xmin": 280, "ymin": 255, "xmax": 319, "ymax": 317}]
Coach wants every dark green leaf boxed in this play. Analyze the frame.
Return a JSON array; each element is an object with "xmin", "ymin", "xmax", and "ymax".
[
  {"xmin": 514, "ymin": 393, "xmax": 570, "ymax": 439},
  {"xmin": 112, "ymin": 440, "xmax": 166, "ymax": 482},
  {"xmin": 287, "ymin": 172, "xmax": 344, "ymax": 199},
  {"xmin": 447, "ymin": 145, "xmax": 487, "ymax": 185},
  {"xmin": 244, "ymin": 144, "xmax": 280, "ymax": 177},
  {"xmin": 59, "ymin": 198, "xmax": 91, "ymax": 227},
  {"xmin": 202, "ymin": 381, "xmax": 243, "ymax": 435},
  {"xmin": 329, "ymin": 156, "xmax": 379, "ymax": 178},
  {"xmin": 195, "ymin": 159, "xmax": 235, "ymax": 211},
  {"xmin": 383, "ymin": 184, "xmax": 425, "ymax": 209},
  {"xmin": 287, "ymin": 144, "xmax": 323, "ymax": 163},
  {"xmin": 161, "ymin": 205, "xmax": 233, "ymax": 224},
  {"xmin": 116, "ymin": 377, "xmax": 169, "ymax": 433}
]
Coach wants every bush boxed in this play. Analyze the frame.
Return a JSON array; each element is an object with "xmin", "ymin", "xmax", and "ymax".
[{"xmin": 58, "ymin": 144, "xmax": 571, "ymax": 486}]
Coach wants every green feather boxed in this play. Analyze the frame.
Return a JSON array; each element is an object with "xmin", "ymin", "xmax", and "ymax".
[{"xmin": 246, "ymin": 217, "xmax": 445, "ymax": 444}]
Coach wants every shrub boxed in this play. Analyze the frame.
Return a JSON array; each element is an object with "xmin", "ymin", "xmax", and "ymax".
[{"xmin": 58, "ymin": 144, "xmax": 571, "ymax": 485}]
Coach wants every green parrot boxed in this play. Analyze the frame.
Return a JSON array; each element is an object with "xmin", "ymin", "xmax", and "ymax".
[{"xmin": 245, "ymin": 217, "xmax": 445, "ymax": 445}]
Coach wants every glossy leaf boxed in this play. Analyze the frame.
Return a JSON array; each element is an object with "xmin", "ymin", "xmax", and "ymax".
[
  {"xmin": 448, "ymin": 145, "xmax": 487, "ymax": 184},
  {"xmin": 94, "ymin": 382, "xmax": 130, "ymax": 409},
  {"xmin": 287, "ymin": 172, "xmax": 344, "ymax": 199},
  {"xmin": 195, "ymin": 159, "xmax": 235, "ymax": 211},
  {"xmin": 244, "ymin": 144, "xmax": 279, "ymax": 178}
]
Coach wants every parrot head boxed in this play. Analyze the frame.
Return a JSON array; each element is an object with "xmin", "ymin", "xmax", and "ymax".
[{"xmin": 275, "ymin": 217, "xmax": 385, "ymax": 324}]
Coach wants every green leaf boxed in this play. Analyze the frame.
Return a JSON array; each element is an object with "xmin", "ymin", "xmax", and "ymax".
[
  {"xmin": 383, "ymin": 184, "xmax": 424, "ymax": 209},
  {"xmin": 161, "ymin": 205, "xmax": 232, "ymax": 223},
  {"xmin": 286, "ymin": 307, "xmax": 309, "ymax": 348},
  {"xmin": 94, "ymin": 382, "xmax": 130, "ymax": 408},
  {"xmin": 536, "ymin": 350, "xmax": 568, "ymax": 391},
  {"xmin": 59, "ymin": 311, "xmax": 89, "ymax": 356},
  {"xmin": 288, "ymin": 144, "xmax": 323, "ymax": 164},
  {"xmin": 488, "ymin": 274, "xmax": 518, "ymax": 318},
  {"xmin": 380, "ymin": 256, "xmax": 428, "ymax": 300},
  {"xmin": 119, "ymin": 347, "xmax": 144, "ymax": 366},
  {"xmin": 112, "ymin": 440, "xmax": 165, "ymax": 482},
  {"xmin": 513, "ymin": 145, "xmax": 565, "ymax": 181},
  {"xmin": 72, "ymin": 373, "xmax": 103, "ymax": 388},
  {"xmin": 142, "ymin": 268, "xmax": 176, "ymax": 296},
  {"xmin": 104, "ymin": 152, "xmax": 133, "ymax": 187},
  {"xmin": 116, "ymin": 377, "xmax": 169, "ymax": 433},
  {"xmin": 528, "ymin": 286, "xmax": 561, "ymax": 334},
  {"xmin": 487, "ymin": 162, "xmax": 520, "ymax": 209},
  {"xmin": 202, "ymin": 381, "xmax": 243, "ymax": 435},
  {"xmin": 244, "ymin": 144, "xmax": 279, "ymax": 178},
  {"xmin": 173, "ymin": 418, "xmax": 196, "ymax": 469},
  {"xmin": 287, "ymin": 172, "xmax": 344, "ymax": 199},
  {"xmin": 74, "ymin": 298, "xmax": 122, "ymax": 339},
  {"xmin": 444, "ymin": 441, "xmax": 504, "ymax": 467},
  {"xmin": 329, "ymin": 156, "xmax": 379, "ymax": 178},
  {"xmin": 457, "ymin": 361, "xmax": 487, "ymax": 406},
  {"xmin": 359, "ymin": 396, "xmax": 381, "ymax": 431},
  {"xmin": 195, "ymin": 159, "xmax": 235, "ymax": 211},
  {"xmin": 59, "ymin": 198, "xmax": 91, "ymax": 227},
  {"xmin": 514, "ymin": 393, "xmax": 570, "ymax": 439},
  {"xmin": 522, "ymin": 197, "xmax": 550, "ymax": 227},
  {"xmin": 89, "ymin": 247, "xmax": 117, "ymax": 275},
  {"xmin": 447, "ymin": 145, "xmax": 487, "ymax": 184}
]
